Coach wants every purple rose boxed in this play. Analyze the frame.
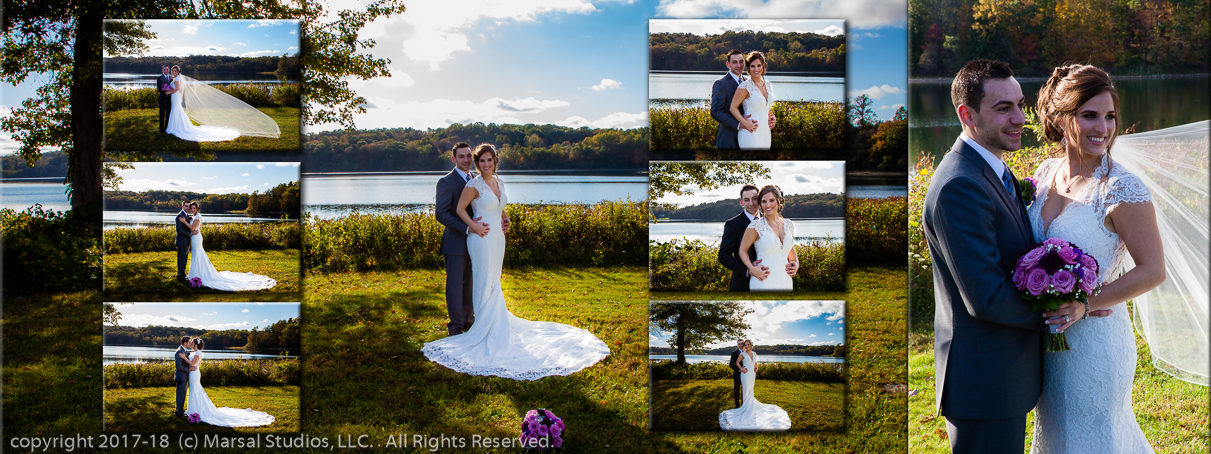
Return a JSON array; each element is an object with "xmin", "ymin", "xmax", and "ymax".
[
  {"xmin": 1012, "ymin": 265, "xmax": 1029, "ymax": 291},
  {"xmin": 1078, "ymin": 253, "xmax": 1098, "ymax": 272},
  {"xmin": 1052, "ymin": 269, "xmax": 1076, "ymax": 294},
  {"xmin": 1026, "ymin": 268, "xmax": 1050, "ymax": 296},
  {"xmin": 526, "ymin": 410, "xmax": 539, "ymax": 419},
  {"xmin": 551, "ymin": 435, "xmax": 563, "ymax": 448},
  {"xmin": 1078, "ymin": 267, "xmax": 1098, "ymax": 294},
  {"xmin": 1038, "ymin": 250, "xmax": 1067, "ymax": 274},
  {"xmin": 554, "ymin": 420, "xmax": 564, "ymax": 430},
  {"xmin": 1043, "ymin": 237, "xmax": 1069, "ymax": 248},
  {"xmin": 1057, "ymin": 246, "xmax": 1078, "ymax": 264},
  {"xmin": 1019, "ymin": 247, "xmax": 1046, "ymax": 270},
  {"xmin": 550, "ymin": 424, "xmax": 562, "ymax": 437},
  {"xmin": 536, "ymin": 424, "xmax": 549, "ymax": 437}
]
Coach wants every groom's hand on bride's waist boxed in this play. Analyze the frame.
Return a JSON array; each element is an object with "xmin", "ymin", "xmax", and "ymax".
[
  {"xmin": 785, "ymin": 261, "xmax": 798, "ymax": 276},
  {"xmin": 501, "ymin": 214, "xmax": 511, "ymax": 233}
]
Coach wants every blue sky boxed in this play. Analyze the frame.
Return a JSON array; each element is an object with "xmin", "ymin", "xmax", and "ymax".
[
  {"xmin": 105, "ymin": 19, "xmax": 300, "ymax": 58},
  {"xmin": 656, "ymin": 160, "xmax": 845, "ymax": 207},
  {"xmin": 650, "ymin": 301, "xmax": 846, "ymax": 350},
  {"xmin": 108, "ymin": 162, "xmax": 299, "ymax": 194},
  {"xmin": 109, "ymin": 302, "xmax": 299, "ymax": 330}
]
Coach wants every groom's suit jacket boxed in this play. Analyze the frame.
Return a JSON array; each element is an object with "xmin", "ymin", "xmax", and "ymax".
[
  {"xmin": 922, "ymin": 138, "xmax": 1045, "ymax": 421},
  {"xmin": 175, "ymin": 210, "xmax": 193, "ymax": 238},
  {"xmin": 719, "ymin": 211, "xmax": 758, "ymax": 291},
  {"xmin": 157, "ymin": 73, "xmax": 172, "ymax": 99},
  {"xmin": 710, "ymin": 73, "xmax": 744, "ymax": 149},
  {"xmin": 174, "ymin": 345, "xmax": 191, "ymax": 373},
  {"xmin": 436, "ymin": 169, "xmax": 473, "ymax": 256}
]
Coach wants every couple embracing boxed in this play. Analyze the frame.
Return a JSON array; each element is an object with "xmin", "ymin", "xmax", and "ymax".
[
  {"xmin": 173, "ymin": 336, "xmax": 274, "ymax": 426},
  {"xmin": 924, "ymin": 60, "xmax": 1181, "ymax": 453},
  {"xmin": 711, "ymin": 50, "xmax": 778, "ymax": 150},
  {"xmin": 174, "ymin": 201, "xmax": 275, "ymax": 291},
  {"xmin": 719, "ymin": 184, "xmax": 799, "ymax": 292},
  {"xmin": 421, "ymin": 143, "xmax": 610, "ymax": 380}
]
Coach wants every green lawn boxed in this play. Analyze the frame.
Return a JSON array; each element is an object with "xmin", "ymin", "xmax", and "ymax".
[
  {"xmin": 104, "ymin": 249, "xmax": 300, "ymax": 294},
  {"xmin": 651, "ymin": 288, "xmax": 847, "ymax": 301},
  {"xmin": 650, "ymin": 379, "xmax": 844, "ymax": 432},
  {"xmin": 104, "ymin": 385, "xmax": 299, "ymax": 433},
  {"xmin": 103, "ymin": 107, "xmax": 300, "ymax": 152},
  {"xmin": 909, "ymin": 326, "xmax": 1210, "ymax": 453}
]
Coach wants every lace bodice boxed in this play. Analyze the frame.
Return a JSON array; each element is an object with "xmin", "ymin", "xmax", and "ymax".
[
  {"xmin": 469, "ymin": 175, "xmax": 507, "ymax": 224},
  {"xmin": 739, "ymin": 78, "xmax": 775, "ymax": 117},
  {"xmin": 748, "ymin": 216, "xmax": 795, "ymax": 265}
]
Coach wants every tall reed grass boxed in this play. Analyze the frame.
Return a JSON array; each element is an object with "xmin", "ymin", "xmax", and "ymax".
[
  {"xmin": 103, "ymin": 83, "xmax": 300, "ymax": 111},
  {"xmin": 650, "ymin": 359, "xmax": 844, "ymax": 383},
  {"xmin": 649, "ymin": 101, "xmax": 846, "ymax": 151},
  {"xmin": 304, "ymin": 200, "xmax": 647, "ymax": 272},
  {"xmin": 648, "ymin": 239, "xmax": 845, "ymax": 291},
  {"xmin": 104, "ymin": 359, "xmax": 300, "ymax": 388},
  {"xmin": 846, "ymin": 196, "xmax": 909, "ymax": 266},
  {"xmin": 104, "ymin": 222, "xmax": 300, "ymax": 254}
]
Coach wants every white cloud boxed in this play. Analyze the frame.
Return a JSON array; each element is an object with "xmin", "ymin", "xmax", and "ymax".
[
  {"xmin": 239, "ymin": 50, "xmax": 282, "ymax": 58},
  {"xmin": 242, "ymin": 173, "xmax": 250, "ymax": 176},
  {"xmin": 555, "ymin": 111, "xmax": 647, "ymax": 129},
  {"xmin": 256, "ymin": 164, "xmax": 266, "ymax": 170},
  {"xmin": 205, "ymin": 185, "xmax": 253, "ymax": 194},
  {"xmin": 261, "ymin": 319, "xmax": 270, "ymax": 323},
  {"xmin": 288, "ymin": 46, "xmax": 299, "ymax": 50},
  {"xmin": 234, "ymin": 42, "xmax": 247, "ymax": 46},
  {"xmin": 248, "ymin": 20, "xmax": 288, "ymax": 28},
  {"xmin": 745, "ymin": 301, "xmax": 845, "ymax": 337},
  {"xmin": 849, "ymin": 84, "xmax": 903, "ymax": 100},
  {"xmin": 879, "ymin": 103, "xmax": 906, "ymax": 110},
  {"xmin": 183, "ymin": 22, "xmax": 201, "ymax": 34},
  {"xmin": 344, "ymin": 64, "xmax": 416, "ymax": 89},
  {"xmin": 590, "ymin": 79, "xmax": 623, "ymax": 92},
  {"xmin": 241, "ymin": 309, "xmax": 250, "ymax": 313},
  {"xmin": 809, "ymin": 334, "xmax": 817, "ymax": 337},
  {"xmin": 119, "ymin": 178, "xmax": 199, "ymax": 192},
  {"xmin": 274, "ymin": 162, "xmax": 300, "ymax": 167},
  {"xmin": 202, "ymin": 311, "xmax": 217, "ymax": 315},
  {"xmin": 315, "ymin": 96, "xmax": 573, "ymax": 131},
  {"xmin": 117, "ymin": 313, "xmax": 198, "ymax": 327},
  {"xmin": 816, "ymin": 25, "xmax": 845, "ymax": 36},
  {"xmin": 205, "ymin": 321, "xmax": 252, "ymax": 330},
  {"xmin": 655, "ymin": 0, "xmax": 905, "ymax": 29}
]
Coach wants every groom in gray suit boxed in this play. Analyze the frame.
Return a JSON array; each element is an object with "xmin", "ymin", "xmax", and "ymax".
[
  {"xmin": 174, "ymin": 336, "xmax": 193, "ymax": 417},
  {"xmin": 922, "ymin": 60, "xmax": 1088, "ymax": 453}
]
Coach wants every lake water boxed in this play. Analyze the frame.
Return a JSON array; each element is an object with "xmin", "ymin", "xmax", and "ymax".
[
  {"xmin": 649, "ymin": 72, "xmax": 846, "ymax": 108},
  {"xmin": 649, "ymin": 218, "xmax": 845, "ymax": 245},
  {"xmin": 104, "ymin": 72, "xmax": 301, "ymax": 89},
  {"xmin": 303, "ymin": 171, "xmax": 648, "ymax": 219},
  {"xmin": 910, "ymin": 75, "xmax": 1211, "ymax": 164},
  {"xmin": 104, "ymin": 211, "xmax": 296, "ymax": 230},
  {"xmin": 103, "ymin": 345, "xmax": 298, "ymax": 366},
  {"xmin": 849, "ymin": 185, "xmax": 906, "ymax": 199},
  {"xmin": 649, "ymin": 354, "xmax": 844, "ymax": 364},
  {"xmin": 0, "ymin": 181, "xmax": 71, "ymax": 212}
]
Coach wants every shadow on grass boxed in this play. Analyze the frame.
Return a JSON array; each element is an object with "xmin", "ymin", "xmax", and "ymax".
[
  {"xmin": 104, "ymin": 108, "xmax": 300, "ymax": 152},
  {"xmin": 650, "ymin": 379, "xmax": 731, "ymax": 431},
  {"xmin": 104, "ymin": 249, "xmax": 298, "ymax": 294}
]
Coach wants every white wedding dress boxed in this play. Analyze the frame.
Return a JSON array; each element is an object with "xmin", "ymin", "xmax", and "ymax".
[
  {"xmin": 737, "ymin": 78, "xmax": 774, "ymax": 150},
  {"xmin": 165, "ymin": 75, "xmax": 241, "ymax": 142},
  {"xmin": 421, "ymin": 176, "xmax": 610, "ymax": 380},
  {"xmin": 185, "ymin": 351, "xmax": 275, "ymax": 427},
  {"xmin": 185, "ymin": 214, "xmax": 277, "ymax": 291},
  {"xmin": 1027, "ymin": 155, "xmax": 1154, "ymax": 453},
  {"xmin": 719, "ymin": 351, "xmax": 791, "ymax": 431},
  {"xmin": 748, "ymin": 216, "xmax": 795, "ymax": 291}
]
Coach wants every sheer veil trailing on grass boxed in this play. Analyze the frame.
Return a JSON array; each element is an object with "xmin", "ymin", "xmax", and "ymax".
[
  {"xmin": 1115, "ymin": 120, "xmax": 1210, "ymax": 385},
  {"xmin": 180, "ymin": 75, "xmax": 281, "ymax": 138}
]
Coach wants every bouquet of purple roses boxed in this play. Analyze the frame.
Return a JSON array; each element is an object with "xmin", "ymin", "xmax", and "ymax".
[
  {"xmin": 1011, "ymin": 237, "xmax": 1101, "ymax": 351},
  {"xmin": 161, "ymin": 83, "xmax": 172, "ymax": 92},
  {"xmin": 187, "ymin": 412, "xmax": 201, "ymax": 424},
  {"xmin": 519, "ymin": 409, "xmax": 563, "ymax": 450},
  {"xmin": 188, "ymin": 277, "xmax": 202, "ymax": 288}
]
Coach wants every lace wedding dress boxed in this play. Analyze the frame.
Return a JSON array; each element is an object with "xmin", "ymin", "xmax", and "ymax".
[
  {"xmin": 748, "ymin": 216, "xmax": 795, "ymax": 291},
  {"xmin": 737, "ymin": 78, "xmax": 774, "ymax": 150},
  {"xmin": 1027, "ymin": 155, "xmax": 1154, "ymax": 453},
  {"xmin": 185, "ymin": 214, "xmax": 277, "ymax": 291},
  {"xmin": 719, "ymin": 351, "xmax": 791, "ymax": 431},
  {"xmin": 421, "ymin": 176, "xmax": 610, "ymax": 380},
  {"xmin": 185, "ymin": 352, "xmax": 275, "ymax": 427}
]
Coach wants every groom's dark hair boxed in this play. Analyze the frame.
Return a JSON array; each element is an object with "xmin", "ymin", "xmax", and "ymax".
[
  {"xmin": 181, "ymin": 336, "xmax": 191, "ymax": 345},
  {"xmin": 951, "ymin": 59, "xmax": 1013, "ymax": 113},
  {"xmin": 451, "ymin": 142, "xmax": 471, "ymax": 156},
  {"xmin": 726, "ymin": 49, "xmax": 743, "ymax": 60},
  {"xmin": 740, "ymin": 184, "xmax": 758, "ymax": 197}
]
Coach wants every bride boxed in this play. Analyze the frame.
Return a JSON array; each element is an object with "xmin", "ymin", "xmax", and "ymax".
[
  {"xmin": 739, "ymin": 185, "xmax": 797, "ymax": 291},
  {"xmin": 420, "ymin": 144, "xmax": 610, "ymax": 380},
  {"xmin": 184, "ymin": 202, "xmax": 277, "ymax": 291},
  {"xmin": 164, "ymin": 65, "xmax": 280, "ymax": 141},
  {"xmin": 729, "ymin": 51, "xmax": 776, "ymax": 150},
  {"xmin": 180, "ymin": 339, "xmax": 275, "ymax": 427},
  {"xmin": 719, "ymin": 340, "xmax": 791, "ymax": 431},
  {"xmin": 1027, "ymin": 64, "xmax": 1183, "ymax": 453}
]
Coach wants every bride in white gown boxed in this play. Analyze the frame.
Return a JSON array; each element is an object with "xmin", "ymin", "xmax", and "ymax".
[
  {"xmin": 1027, "ymin": 65, "xmax": 1176, "ymax": 453},
  {"xmin": 729, "ymin": 51, "xmax": 775, "ymax": 150},
  {"xmin": 420, "ymin": 144, "xmax": 610, "ymax": 380},
  {"xmin": 184, "ymin": 202, "xmax": 277, "ymax": 291},
  {"xmin": 739, "ymin": 185, "xmax": 797, "ymax": 291},
  {"xmin": 163, "ymin": 65, "xmax": 280, "ymax": 142},
  {"xmin": 719, "ymin": 340, "xmax": 791, "ymax": 431},
  {"xmin": 181, "ymin": 339, "xmax": 275, "ymax": 427}
]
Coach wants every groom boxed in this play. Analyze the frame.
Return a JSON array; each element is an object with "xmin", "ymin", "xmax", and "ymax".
[
  {"xmin": 157, "ymin": 64, "xmax": 173, "ymax": 134},
  {"xmin": 922, "ymin": 60, "xmax": 1089, "ymax": 453},
  {"xmin": 173, "ymin": 336, "xmax": 196, "ymax": 417},
  {"xmin": 728, "ymin": 339, "xmax": 748, "ymax": 407},
  {"xmin": 719, "ymin": 185, "xmax": 764, "ymax": 291},
  {"xmin": 175, "ymin": 201, "xmax": 193, "ymax": 283}
]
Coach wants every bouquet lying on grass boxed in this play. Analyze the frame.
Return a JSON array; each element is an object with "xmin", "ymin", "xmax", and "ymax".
[
  {"xmin": 519, "ymin": 409, "xmax": 564, "ymax": 450},
  {"xmin": 1012, "ymin": 237, "xmax": 1101, "ymax": 351}
]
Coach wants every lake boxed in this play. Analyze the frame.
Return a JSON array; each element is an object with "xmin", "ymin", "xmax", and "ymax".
[
  {"xmin": 649, "ymin": 354, "xmax": 844, "ymax": 364},
  {"xmin": 104, "ymin": 210, "xmax": 297, "ymax": 230},
  {"xmin": 849, "ymin": 173, "xmax": 908, "ymax": 199},
  {"xmin": 103, "ymin": 344, "xmax": 298, "ymax": 366},
  {"xmin": 649, "ymin": 72, "xmax": 846, "ymax": 108},
  {"xmin": 910, "ymin": 75, "xmax": 1211, "ymax": 164},
  {"xmin": 303, "ymin": 171, "xmax": 649, "ymax": 219},
  {"xmin": 649, "ymin": 218, "xmax": 845, "ymax": 245},
  {"xmin": 103, "ymin": 72, "xmax": 301, "ymax": 89},
  {"xmin": 0, "ymin": 181, "xmax": 71, "ymax": 212}
]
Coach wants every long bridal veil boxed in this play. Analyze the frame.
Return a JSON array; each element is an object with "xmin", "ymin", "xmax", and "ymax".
[
  {"xmin": 179, "ymin": 75, "xmax": 281, "ymax": 138},
  {"xmin": 1114, "ymin": 120, "xmax": 1209, "ymax": 385}
]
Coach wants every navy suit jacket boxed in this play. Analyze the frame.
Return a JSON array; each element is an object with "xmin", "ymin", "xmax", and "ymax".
[
  {"xmin": 719, "ymin": 212, "xmax": 756, "ymax": 291},
  {"xmin": 711, "ymin": 73, "xmax": 744, "ymax": 149}
]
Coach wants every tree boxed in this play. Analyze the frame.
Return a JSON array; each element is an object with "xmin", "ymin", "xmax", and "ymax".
[
  {"xmin": 104, "ymin": 303, "xmax": 122, "ymax": 326},
  {"xmin": 848, "ymin": 94, "xmax": 877, "ymax": 128},
  {"xmin": 648, "ymin": 162, "xmax": 770, "ymax": 215},
  {"xmin": 650, "ymin": 302, "xmax": 752, "ymax": 364}
]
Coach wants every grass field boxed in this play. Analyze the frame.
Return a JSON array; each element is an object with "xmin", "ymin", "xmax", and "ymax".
[
  {"xmin": 104, "ymin": 249, "xmax": 300, "ymax": 294},
  {"xmin": 908, "ymin": 325, "xmax": 1210, "ymax": 453},
  {"xmin": 103, "ymin": 107, "xmax": 300, "ymax": 152},
  {"xmin": 650, "ymin": 379, "xmax": 845, "ymax": 432},
  {"xmin": 104, "ymin": 385, "xmax": 299, "ymax": 433}
]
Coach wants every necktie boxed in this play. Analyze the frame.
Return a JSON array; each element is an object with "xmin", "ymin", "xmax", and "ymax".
[
  {"xmin": 465, "ymin": 172, "xmax": 471, "ymax": 182},
  {"xmin": 1002, "ymin": 168, "xmax": 1016, "ymax": 199}
]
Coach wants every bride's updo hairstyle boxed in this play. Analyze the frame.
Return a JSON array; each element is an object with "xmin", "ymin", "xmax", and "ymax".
[
  {"xmin": 194, "ymin": 339, "xmax": 204, "ymax": 350},
  {"xmin": 473, "ymin": 144, "xmax": 499, "ymax": 176},
  {"xmin": 1037, "ymin": 64, "xmax": 1120, "ymax": 165},
  {"xmin": 745, "ymin": 51, "xmax": 767, "ymax": 77},
  {"xmin": 189, "ymin": 201, "xmax": 199, "ymax": 212},
  {"xmin": 756, "ymin": 185, "xmax": 784, "ymax": 215},
  {"xmin": 171, "ymin": 65, "xmax": 181, "ymax": 73}
]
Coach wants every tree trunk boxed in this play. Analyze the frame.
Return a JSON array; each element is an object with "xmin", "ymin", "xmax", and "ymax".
[
  {"xmin": 70, "ymin": 14, "xmax": 104, "ymax": 212},
  {"xmin": 675, "ymin": 310, "xmax": 685, "ymax": 364}
]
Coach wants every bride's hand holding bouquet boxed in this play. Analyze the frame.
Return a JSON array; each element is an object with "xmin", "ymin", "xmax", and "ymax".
[{"xmin": 1012, "ymin": 237, "xmax": 1101, "ymax": 351}]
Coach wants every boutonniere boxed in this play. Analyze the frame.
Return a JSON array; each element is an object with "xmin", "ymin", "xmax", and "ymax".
[{"xmin": 1019, "ymin": 177, "xmax": 1038, "ymax": 207}]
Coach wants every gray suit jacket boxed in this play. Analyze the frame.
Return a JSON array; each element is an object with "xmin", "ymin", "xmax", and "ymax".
[
  {"xmin": 922, "ymin": 138, "xmax": 1045, "ymax": 420},
  {"xmin": 175, "ymin": 345, "xmax": 191, "ymax": 373},
  {"xmin": 436, "ymin": 169, "xmax": 472, "ymax": 256},
  {"xmin": 175, "ymin": 210, "xmax": 192, "ymax": 238},
  {"xmin": 711, "ymin": 73, "xmax": 743, "ymax": 149}
]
